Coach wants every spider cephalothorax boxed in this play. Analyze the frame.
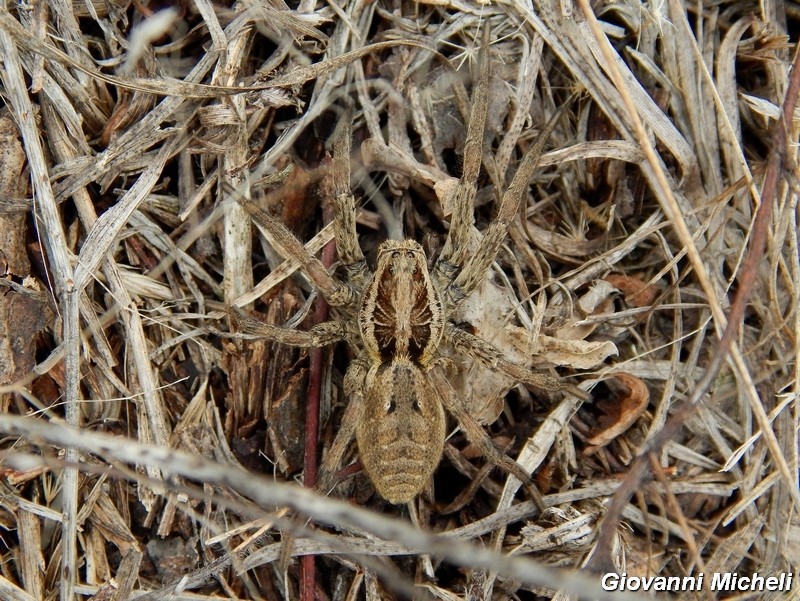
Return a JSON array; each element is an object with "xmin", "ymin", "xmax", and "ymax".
[
  {"xmin": 359, "ymin": 240, "xmax": 444, "ymax": 366},
  {"xmin": 229, "ymin": 43, "xmax": 583, "ymax": 505}
]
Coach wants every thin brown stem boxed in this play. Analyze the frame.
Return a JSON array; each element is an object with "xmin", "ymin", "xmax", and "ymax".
[{"xmin": 302, "ymin": 204, "xmax": 337, "ymax": 601}]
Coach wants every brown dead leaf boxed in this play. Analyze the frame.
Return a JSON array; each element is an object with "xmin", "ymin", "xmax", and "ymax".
[
  {"xmin": 145, "ymin": 536, "xmax": 200, "ymax": 584},
  {"xmin": 86, "ymin": 582, "xmax": 117, "ymax": 601},
  {"xmin": 267, "ymin": 369, "xmax": 308, "ymax": 474},
  {"xmin": 584, "ymin": 373, "xmax": 649, "ymax": 453},
  {"xmin": 604, "ymin": 273, "xmax": 659, "ymax": 309},
  {"xmin": 0, "ymin": 114, "xmax": 30, "ymax": 277},
  {"xmin": 99, "ymin": 67, "xmax": 156, "ymax": 147},
  {"xmin": 0, "ymin": 283, "xmax": 53, "ymax": 388},
  {"xmin": 0, "ymin": 116, "xmax": 54, "ymax": 401},
  {"xmin": 534, "ymin": 458, "xmax": 558, "ymax": 493}
]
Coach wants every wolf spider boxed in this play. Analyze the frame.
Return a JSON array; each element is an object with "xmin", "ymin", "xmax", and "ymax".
[{"xmin": 229, "ymin": 47, "xmax": 585, "ymax": 505}]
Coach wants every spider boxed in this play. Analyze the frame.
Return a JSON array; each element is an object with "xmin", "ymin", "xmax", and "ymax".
[{"xmin": 228, "ymin": 45, "xmax": 585, "ymax": 505}]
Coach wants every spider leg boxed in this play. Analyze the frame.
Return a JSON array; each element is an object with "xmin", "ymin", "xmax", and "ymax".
[
  {"xmin": 444, "ymin": 104, "xmax": 567, "ymax": 306},
  {"xmin": 433, "ymin": 32, "xmax": 489, "ymax": 287},
  {"xmin": 428, "ymin": 368, "xmax": 546, "ymax": 511},
  {"xmin": 229, "ymin": 189, "xmax": 354, "ymax": 308},
  {"xmin": 316, "ymin": 358, "xmax": 368, "ymax": 496},
  {"xmin": 231, "ymin": 305, "xmax": 363, "ymax": 495},
  {"xmin": 446, "ymin": 323, "xmax": 589, "ymax": 401},
  {"xmin": 229, "ymin": 306, "xmax": 347, "ymax": 347},
  {"xmin": 331, "ymin": 117, "xmax": 369, "ymax": 288}
]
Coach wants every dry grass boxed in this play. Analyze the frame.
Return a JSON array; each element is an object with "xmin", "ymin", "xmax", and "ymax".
[{"xmin": 0, "ymin": 0, "xmax": 798, "ymax": 599}]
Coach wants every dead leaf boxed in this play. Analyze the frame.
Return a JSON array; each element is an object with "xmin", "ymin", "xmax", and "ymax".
[
  {"xmin": 267, "ymin": 369, "xmax": 308, "ymax": 474},
  {"xmin": 452, "ymin": 276, "xmax": 531, "ymax": 424},
  {"xmin": 0, "ymin": 284, "xmax": 53, "ymax": 387},
  {"xmin": 0, "ymin": 114, "xmax": 30, "ymax": 277},
  {"xmin": 523, "ymin": 221, "xmax": 607, "ymax": 257},
  {"xmin": 531, "ymin": 334, "xmax": 619, "ymax": 369},
  {"xmin": 145, "ymin": 536, "xmax": 200, "ymax": 583},
  {"xmin": 553, "ymin": 279, "xmax": 618, "ymax": 341},
  {"xmin": 584, "ymin": 373, "xmax": 649, "ymax": 453},
  {"xmin": 604, "ymin": 273, "xmax": 659, "ymax": 309},
  {"xmin": 452, "ymin": 273, "xmax": 617, "ymax": 422}
]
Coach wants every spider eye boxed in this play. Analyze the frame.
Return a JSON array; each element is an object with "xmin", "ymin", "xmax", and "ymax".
[
  {"xmin": 391, "ymin": 251, "xmax": 400, "ymax": 259},
  {"xmin": 386, "ymin": 399, "xmax": 397, "ymax": 414},
  {"xmin": 406, "ymin": 251, "xmax": 414, "ymax": 259}
]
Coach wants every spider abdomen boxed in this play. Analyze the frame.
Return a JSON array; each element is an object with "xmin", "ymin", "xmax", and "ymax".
[{"xmin": 357, "ymin": 357, "xmax": 446, "ymax": 504}]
